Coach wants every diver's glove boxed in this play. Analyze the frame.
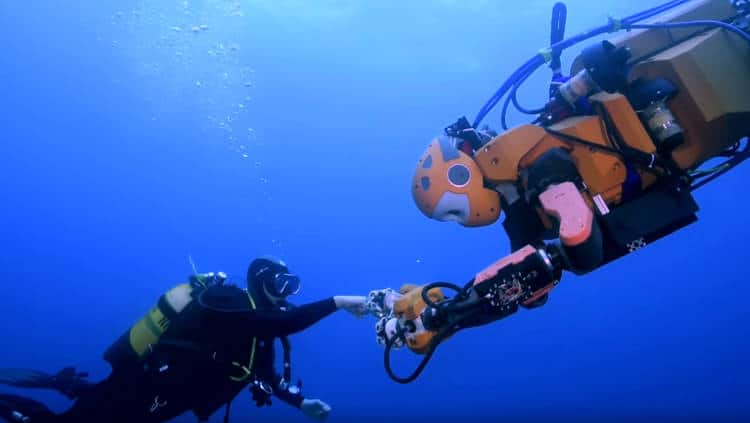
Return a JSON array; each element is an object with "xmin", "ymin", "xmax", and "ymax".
[
  {"xmin": 333, "ymin": 296, "xmax": 368, "ymax": 318},
  {"xmin": 300, "ymin": 399, "xmax": 331, "ymax": 421}
]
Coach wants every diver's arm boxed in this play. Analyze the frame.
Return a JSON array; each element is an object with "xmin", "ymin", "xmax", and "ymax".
[
  {"xmin": 269, "ymin": 373, "xmax": 304, "ymax": 408},
  {"xmin": 272, "ymin": 383, "xmax": 333, "ymax": 421},
  {"xmin": 198, "ymin": 286, "xmax": 367, "ymax": 338},
  {"xmin": 250, "ymin": 370, "xmax": 305, "ymax": 408},
  {"xmin": 242, "ymin": 296, "xmax": 366, "ymax": 337},
  {"xmin": 216, "ymin": 297, "xmax": 337, "ymax": 338},
  {"xmin": 196, "ymin": 285, "xmax": 336, "ymax": 337},
  {"xmin": 275, "ymin": 390, "xmax": 305, "ymax": 409},
  {"xmin": 258, "ymin": 299, "xmax": 339, "ymax": 337}
]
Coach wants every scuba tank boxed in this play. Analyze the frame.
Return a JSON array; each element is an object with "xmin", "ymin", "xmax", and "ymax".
[{"xmin": 103, "ymin": 272, "xmax": 227, "ymax": 370}]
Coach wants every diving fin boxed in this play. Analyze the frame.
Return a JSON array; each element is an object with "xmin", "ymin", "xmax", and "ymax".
[
  {"xmin": 0, "ymin": 368, "xmax": 91, "ymax": 400},
  {"xmin": 0, "ymin": 393, "xmax": 54, "ymax": 422},
  {"xmin": 0, "ymin": 370, "xmax": 53, "ymax": 390}
]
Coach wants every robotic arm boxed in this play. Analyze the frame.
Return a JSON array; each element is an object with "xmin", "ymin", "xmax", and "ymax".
[
  {"xmin": 366, "ymin": 243, "xmax": 563, "ymax": 384},
  {"xmin": 367, "ymin": 178, "xmax": 596, "ymax": 384}
]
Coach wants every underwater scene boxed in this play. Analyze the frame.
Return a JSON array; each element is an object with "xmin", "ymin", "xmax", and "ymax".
[{"xmin": 1, "ymin": 0, "xmax": 749, "ymax": 422}]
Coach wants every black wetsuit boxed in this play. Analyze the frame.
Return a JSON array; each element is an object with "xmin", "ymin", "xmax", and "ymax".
[{"xmin": 4, "ymin": 284, "xmax": 338, "ymax": 423}]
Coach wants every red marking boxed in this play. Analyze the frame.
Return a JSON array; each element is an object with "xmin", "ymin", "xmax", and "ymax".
[
  {"xmin": 474, "ymin": 246, "xmax": 536, "ymax": 286},
  {"xmin": 523, "ymin": 284, "xmax": 555, "ymax": 305}
]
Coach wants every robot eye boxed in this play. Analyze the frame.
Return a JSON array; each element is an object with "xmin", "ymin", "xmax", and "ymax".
[{"xmin": 447, "ymin": 164, "xmax": 471, "ymax": 187}]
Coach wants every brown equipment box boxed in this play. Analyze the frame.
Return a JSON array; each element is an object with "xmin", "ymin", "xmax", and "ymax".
[
  {"xmin": 570, "ymin": 0, "xmax": 736, "ymax": 73},
  {"xmin": 571, "ymin": 0, "xmax": 750, "ymax": 169}
]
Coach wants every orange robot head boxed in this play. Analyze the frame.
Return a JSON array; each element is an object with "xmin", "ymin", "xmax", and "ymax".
[{"xmin": 411, "ymin": 136, "xmax": 501, "ymax": 227}]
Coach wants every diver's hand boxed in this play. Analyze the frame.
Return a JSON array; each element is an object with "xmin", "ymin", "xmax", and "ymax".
[
  {"xmin": 333, "ymin": 296, "xmax": 368, "ymax": 318},
  {"xmin": 300, "ymin": 399, "xmax": 331, "ymax": 421}
]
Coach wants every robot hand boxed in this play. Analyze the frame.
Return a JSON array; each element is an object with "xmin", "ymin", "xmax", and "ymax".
[
  {"xmin": 366, "ymin": 285, "xmax": 449, "ymax": 354},
  {"xmin": 365, "ymin": 244, "xmax": 564, "ymax": 383}
]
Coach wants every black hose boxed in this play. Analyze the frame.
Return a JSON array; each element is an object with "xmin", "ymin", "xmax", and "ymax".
[
  {"xmin": 383, "ymin": 326, "xmax": 438, "ymax": 384},
  {"xmin": 383, "ymin": 310, "xmax": 481, "ymax": 384},
  {"xmin": 381, "ymin": 281, "xmax": 490, "ymax": 383},
  {"xmin": 420, "ymin": 281, "xmax": 466, "ymax": 308},
  {"xmin": 550, "ymin": 2, "xmax": 568, "ymax": 71},
  {"xmin": 690, "ymin": 137, "xmax": 750, "ymax": 191},
  {"xmin": 280, "ymin": 336, "xmax": 292, "ymax": 382},
  {"xmin": 627, "ymin": 20, "xmax": 750, "ymax": 44},
  {"xmin": 223, "ymin": 400, "xmax": 232, "ymax": 423},
  {"xmin": 473, "ymin": 0, "xmax": 694, "ymax": 127},
  {"xmin": 503, "ymin": 2, "xmax": 569, "ymax": 125}
]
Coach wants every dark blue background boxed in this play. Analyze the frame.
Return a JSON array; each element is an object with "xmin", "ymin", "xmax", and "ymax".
[{"xmin": 1, "ymin": 1, "xmax": 748, "ymax": 422}]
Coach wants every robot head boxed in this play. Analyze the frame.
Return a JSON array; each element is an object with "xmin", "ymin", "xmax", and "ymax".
[{"xmin": 411, "ymin": 136, "xmax": 501, "ymax": 227}]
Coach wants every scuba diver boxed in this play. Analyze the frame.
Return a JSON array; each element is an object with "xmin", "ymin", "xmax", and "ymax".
[
  {"xmin": 364, "ymin": 0, "xmax": 750, "ymax": 383},
  {"xmin": 0, "ymin": 256, "xmax": 368, "ymax": 422}
]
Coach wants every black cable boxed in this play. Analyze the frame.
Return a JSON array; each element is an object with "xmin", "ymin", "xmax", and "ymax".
[
  {"xmin": 718, "ymin": 141, "xmax": 741, "ymax": 157},
  {"xmin": 224, "ymin": 400, "xmax": 232, "ymax": 423},
  {"xmin": 594, "ymin": 102, "xmax": 676, "ymax": 175},
  {"xmin": 501, "ymin": 87, "xmax": 514, "ymax": 130},
  {"xmin": 383, "ymin": 327, "xmax": 438, "ymax": 384},
  {"xmin": 420, "ymin": 281, "xmax": 465, "ymax": 308},
  {"xmin": 550, "ymin": 2, "xmax": 567, "ymax": 72},
  {"xmin": 383, "ymin": 310, "xmax": 481, "ymax": 384},
  {"xmin": 280, "ymin": 336, "xmax": 292, "ymax": 382},
  {"xmin": 690, "ymin": 137, "xmax": 750, "ymax": 191},
  {"xmin": 512, "ymin": 85, "xmax": 548, "ymax": 116}
]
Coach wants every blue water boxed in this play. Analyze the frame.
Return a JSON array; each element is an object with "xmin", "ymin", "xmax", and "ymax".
[{"xmin": 1, "ymin": 1, "xmax": 748, "ymax": 422}]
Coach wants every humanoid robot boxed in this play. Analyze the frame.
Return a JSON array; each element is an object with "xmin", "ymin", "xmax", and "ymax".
[{"xmin": 366, "ymin": 0, "xmax": 750, "ymax": 383}]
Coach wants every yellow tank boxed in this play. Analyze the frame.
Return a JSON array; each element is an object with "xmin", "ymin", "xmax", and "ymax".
[{"xmin": 104, "ymin": 283, "xmax": 195, "ymax": 367}]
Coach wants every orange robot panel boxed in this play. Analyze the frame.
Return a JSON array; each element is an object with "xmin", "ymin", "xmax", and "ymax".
[
  {"xmin": 394, "ymin": 284, "xmax": 446, "ymax": 354},
  {"xmin": 474, "ymin": 124, "xmax": 548, "ymax": 184},
  {"xmin": 518, "ymin": 94, "xmax": 661, "ymax": 206}
]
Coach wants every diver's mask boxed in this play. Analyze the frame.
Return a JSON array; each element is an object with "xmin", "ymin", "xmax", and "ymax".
[
  {"xmin": 268, "ymin": 272, "xmax": 301, "ymax": 298},
  {"xmin": 248, "ymin": 256, "xmax": 301, "ymax": 302}
]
